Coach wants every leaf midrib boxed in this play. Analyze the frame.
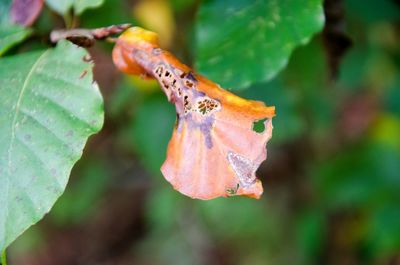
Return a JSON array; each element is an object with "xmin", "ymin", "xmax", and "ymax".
[
  {"xmin": 7, "ymin": 50, "xmax": 49, "ymax": 175},
  {"xmin": 3, "ymin": 50, "xmax": 49, "ymax": 245}
]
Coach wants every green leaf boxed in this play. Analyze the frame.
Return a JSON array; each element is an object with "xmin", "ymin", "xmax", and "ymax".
[
  {"xmin": 295, "ymin": 210, "xmax": 325, "ymax": 261},
  {"xmin": 1, "ymin": 249, "xmax": 6, "ymax": 265},
  {"xmin": 0, "ymin": 0, "xmax": 12, "ymax": 25},
  {"xmin": 44, "ymin": 0, "xmax": 71, "ymax": 15},
  {"xmin": 73, "ymin": 0, "xmax": 104, "ymax": 15},
  {"xmin": 45, "ymin": 0, "xmax": 104, "ymax": 15},
  {"xmin": 345, "ymin": 0, "xmax": 400, "ymax": 24},
  {"xmin": 312, "ymin": 143, "xmax": 400, "ymax": 210},
  {"xmin": 367, "ymin": 205, "xmax": 400, "ymax": 257},
  {"xmin": 0, "ymin": 0, "xmax": 32, "ymax": 56},
  {"xmin": 0, "ymin": 40, "xmax": 104, "ymax": 251},
  {"xmin": 385, "ymin": 78, "xmax": 400, "ymax": 117},
  {"xmin": 195, "ymin": 0, "xmax": 325, "ymax": 90},
  {"xmin": 0, "ymin": 24, "xmax": 32, "ymax": 56},
  {"xmin": 80, "ymin": 0, "xmax": 133, "ymax": 28}
]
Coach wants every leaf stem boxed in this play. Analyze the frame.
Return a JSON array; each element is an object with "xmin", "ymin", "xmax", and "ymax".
[
  {"xmin": 1, "ymin": 249, "xmax": 7, "ymax": 265},
  {"xmin": 63, "ymin": 12, "xmax": 72, "ymax": 29},
  {"xmin": 63, "ymin": 9, "xmax": 77, "ymax": 29}
]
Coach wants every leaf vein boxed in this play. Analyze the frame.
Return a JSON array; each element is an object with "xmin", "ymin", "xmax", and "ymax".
[
  {"xmin": 7, "ymin": 50, "xmax": 49, "ymax": 174},
  {"xmin": 4, "ymin": 50, "xmax": 49, "ymax": 242}
]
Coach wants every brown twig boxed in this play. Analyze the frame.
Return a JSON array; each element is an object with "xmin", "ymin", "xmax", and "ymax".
[{"xmin": 50, "ymin": 24, "xmax": 131, "ymax": 48}]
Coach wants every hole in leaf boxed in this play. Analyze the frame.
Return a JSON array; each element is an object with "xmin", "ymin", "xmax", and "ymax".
[{"xmin": 252, "ymin": 118, "xmax": 267, "ymax": 133}]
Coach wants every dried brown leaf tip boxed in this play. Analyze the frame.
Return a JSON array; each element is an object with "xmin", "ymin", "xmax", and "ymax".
[
  {"xmin": 50, "ymin": 24, "xmax": 131, "ymax": 48},
  {"xmin": 112, "ymin": 27, "xmax": 275, "ymax": 200}
]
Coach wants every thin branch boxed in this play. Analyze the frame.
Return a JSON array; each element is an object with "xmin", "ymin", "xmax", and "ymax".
[
  {"xmin": 1, "ymin": 249, "xmax": 7, "ymax": 265},
  {"xmin": 50, "ymin": 24, "xmax": 131, "ymax": 48}
]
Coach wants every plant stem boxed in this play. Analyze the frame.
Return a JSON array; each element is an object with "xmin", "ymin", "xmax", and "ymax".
[
  {"xmin": 63, "ymin": 9, "xmax": 77, "ymax": 29},
  {"xmin": 63, "ymin": 13, "xmax": 72, "ymax": 29},
  {"xmin": 1, "ymin": 250, "xmax": 7, "ymax": 265}
]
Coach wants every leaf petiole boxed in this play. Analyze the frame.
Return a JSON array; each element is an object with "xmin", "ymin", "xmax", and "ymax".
[{"xmin": 1, "ymin": 249, "xmax": 7, "ymax": 265}]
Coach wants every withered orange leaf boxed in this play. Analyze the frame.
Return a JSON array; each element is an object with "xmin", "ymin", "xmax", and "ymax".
[{"xmin": 112, "ymin": 27, "xmax": 275, "ymax": 200}]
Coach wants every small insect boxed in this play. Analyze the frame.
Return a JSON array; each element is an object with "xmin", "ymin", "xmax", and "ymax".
[{"xmin": 113, "ymin": 27, "xmax": 275, "ymax": 200}]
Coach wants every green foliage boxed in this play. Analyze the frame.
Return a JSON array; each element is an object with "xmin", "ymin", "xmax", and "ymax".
[
  {"xmin": 385, "ymin": 79, "xmax": 400, "ymax": 117},
  {"xmin": 2, "ymin": 0, "xmax": 400, "ymax": 264},
  {"xmin": 367, "ymin": 205, "xmax": 400, "ymax": 257},
  {"xmin": 241, "ymin": 78, "xmax": 307, "ymax": 143},
  {"xmin": 73, "ymin": 0, "xmax": 104, "ymax": 14},
  {"xmin": 195, "ymin": 0, "xmax": 325, "ymax": 90},
  {"xmin": 49, "ymin": 158, "xmax": 110, "ymax": 225},
  {"xmin": 345, "ymin": 0, "xmax": 400, "ymax": 23},
  {"xmin": 295, "ymin": 210, "xmax": 325, "ymax": 262},
  {"xmin": 125, "ymin": 95, "xmax": 175, "ymax": 175},
  {"xmin": 45, "ymin": 0, "xmax": 105, "ymax": 15},
  {"xmin": 145, "ymin": 186, "xmax": 185, "ymax": 232},
  {"xmin": 311, "ymin": 140, "xmax": 400, "ymax": 259},
  {"xmin": 1, "ymin": 250, "xmax": 6, "ymax": 265},
  {"xmin": 0, "ymin": 41, "xmax": 104, "ymax": 252},
  {"xmin": 0, "ymin": 0, "xmax": 32, "ymax": 56},
  {"xmin": 0, "ymin": 0, "xmax": 12, "ymax": 25},
  {"xmin": 0, "ymin": 25, "xmax": 32, "ymax": 56},
  {"xmin": 80, "ymin": 0, "xmax": 133, "ymax": 28},
  {"xmin": 313, "ymin": 143, "xmax": 400, "ymax": 209},
  {"xmin": 199, "ymin": 198, "xmax": 273, "ymax": 240}
]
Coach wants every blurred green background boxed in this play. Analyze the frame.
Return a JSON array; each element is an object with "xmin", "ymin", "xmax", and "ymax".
[{"xmin": 6, "ymin": 0, "xmax": 400, "ymax": 264}]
